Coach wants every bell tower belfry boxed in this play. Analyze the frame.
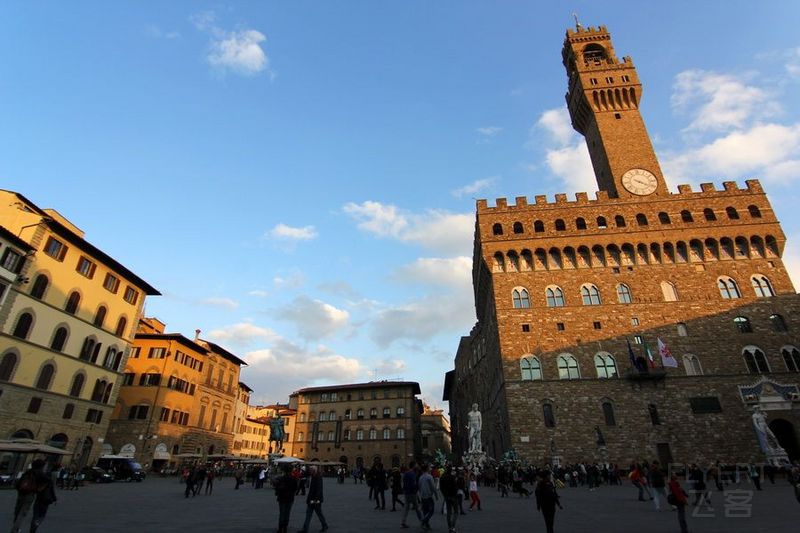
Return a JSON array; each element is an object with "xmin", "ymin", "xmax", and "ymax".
[{"xmin": 562, "ymin": 24, "xmax": 667, "ymax": 198}]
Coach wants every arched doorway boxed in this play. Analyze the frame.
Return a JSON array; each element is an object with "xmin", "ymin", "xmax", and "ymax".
[
  {"xmin": 769, "ymin": 419, "xmax": 800, "ymax": 461},
  {"xmin": 10, "ymin": 429, "xmax": 34, "ymax": 439},
  {"xmin": 77, "ymin": 437, "xmax": 93, "ymax": 468},
  {"xmin": 48, "ymin": 433, "xmax": 69, "ymax": 449},
  {"xmin": 339, "ymin": 455, "xmax": 348, "ymax": 465}
]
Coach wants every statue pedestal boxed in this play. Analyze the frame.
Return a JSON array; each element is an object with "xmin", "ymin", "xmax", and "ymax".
[
  {"xmin": 549, "ymin": 455, "xmax": 563, "ymax": 468},
  {"xmin": 766, "ymin": 447, "xmax": 789, "ymax": 466}
]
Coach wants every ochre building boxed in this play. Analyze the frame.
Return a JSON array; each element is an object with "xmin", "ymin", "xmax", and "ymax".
[
  {"xmin": 0, "ymin": 191, "xmax": 159, "ymax": 469},
  {"xmin": 445, "ymin": 24, "xmax": 800, "ymax": 467},
  {"xmin": 289, "ymin": 381, "xmax": 422, "ymax": 470},
  {"xmin": 105, "ymin": 318, "xmax": 246, "ymax": 469}
]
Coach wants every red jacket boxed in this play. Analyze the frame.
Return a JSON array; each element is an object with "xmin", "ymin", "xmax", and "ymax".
[{"xmin": 668, "ymin": 479, "xmax": 688, "ymax": 505}]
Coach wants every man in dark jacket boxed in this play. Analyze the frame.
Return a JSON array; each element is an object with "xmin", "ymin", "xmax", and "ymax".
[
  {"xmin": 11, "ymin": 459, "xmax": 53, "ymax": 533},
  {"xmin": 439, "ymin": 467, "xmax": 459, "ymax": 533},
  {"xmin": 373, "ymin": 462, "xmax": 387, "ymax": 510},
  {"xmin": 535, "ymin": 471, "xmax": 562, "ymax": 533},
  {"xmin": 300, "ymin": 466, "xmax": 329, "ymax": 533},
  {"xmin": 400, "ymin": 461, "xmax": 422, "ymax": 528},
  {"xmin": 275, "ymin": 466, "xmax": 299, "ymax": 533}
]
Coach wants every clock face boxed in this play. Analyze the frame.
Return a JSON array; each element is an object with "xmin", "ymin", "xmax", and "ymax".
[{"xmin": 621, "ymin": 168, "xmax": 658, "ymax": 196}]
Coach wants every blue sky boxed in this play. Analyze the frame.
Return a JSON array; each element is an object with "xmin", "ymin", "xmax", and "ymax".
[{"xmin": 2, "ymin": 1, "xmax": 800, "ymax": 408}]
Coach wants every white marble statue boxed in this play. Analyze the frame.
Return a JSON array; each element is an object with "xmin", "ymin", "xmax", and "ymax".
[
  {"xmin": 467, "ymin": 403, "xmax": 482, "ymax": 453},
  {"xmin": 751, "ymin": 406, "xmax": 783, "ymax": 454}
]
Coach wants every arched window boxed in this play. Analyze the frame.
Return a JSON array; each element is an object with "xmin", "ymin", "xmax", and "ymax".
[
  {"xmin": 493, "ymin": 252, "xmax": 504, "ymax": 272},
  {"xmin": 681, "ymin": 210, "xmax": 694, "ymax": 223},
  {"xmin": 93, "ymin": 306, "xmax": 107, "ymax": 328},
  {"xmin": 734, "ymin": 316, "xmax": 753, "ymax": 333},
  {"xmin": 383, "ymin": 428, "xmax": 391, "ymax": 440},
  {"xmin": 534, "ymin": 220, "xmax": 545, "ymax": 233},
  {"xmin": 555, "ymin": 219, "xmax": 566, "ymax": 231},
  {"xmin": 50, "ymin": 327, "xmax": 68, "ymax": 352},
  {"xmin": 683, "ymin": 355, "xmax": 703, "ymax": 376},
  {"xmin": 546, "ymin": 287, "xmax": 565, "ymax": 307},
  {"xmin": 580, "ymin": 284, "xmax": 601, "ymax": 306},
  {"xmin": 356, "ymin": 429, "xmax": 364, "ymax": 441},
  {"xmin": 0, "ymin": 352, "xmax": 18, "ymax": 381},
  {"xmin": 704, "ymin": 208, "xmax": 717, "ymax": 221},
  {"xmin": 328, "ymin": 430, "xmax": 335, "ymax": 442},
  {"xmin": 35, "ymin": 363, "xmax": 55, "ymax": 390},
  {"xmin": 69, "ymin": 373, "xmax": 85, "ymax": 397},
  {"xmin": 317, "ymin": 431, "xmax": 325, "ymax": 442},
  {"xmin": 492, "ymin": 223, "xmax": 503, "ymax": 236},
  {"xmin": 743, "ymin": 347, "xmax": 769, "ymax": 373},
  {"xmin": 520, "ymin": 356, "xmax": 542, "ymax": 380},
  {"xmin": 616, "ymin": 284, "xmax": 632, "ymax": 304},
  {"xmin": 344, "ymin": 409, "xmax": 352, "ymax": 420},
  {"xmin": 512, "ymin": 222, "xmax": 524, "ymax": 234},
  {"xmin": 770, "ymin": 314, "xmax": 788, "ymax": 332},
  {"xmin": 661, "ymin": 281, "xmax": 678, "ymax": 302},
  {"xmin": 397, "ymin": 428, "xmax": 405, "ymax": 439},
  {"xmin": 319, "ymin": 411, "xmax": 328, "ymax": 421},
  {"xmin": 718, "ymin": 277, "xmax": 741, "ymax": 299},
  {"xmin": 30, "ymin": 275, "xmax": 49, "ymax": 299},
  {"xmin": 597, "ymin": 216, "xmax": 607, "ymax": 229},
  {"xmin": 369, "ymin": 428, "xmax": 377, "ymax": 440},
  {"xmin": 542, "ymin": 403, "xmax": 556, "ymax": 428},
  {"xmin": 726, "ymin": 207, "xmax": 740, "ymax": 220},
  {"xmin": 602, "ymin": 401, "xmax": 616, "ymax": 426},
  {"xmin": 297, "ymin": 432, "xmax": 304, "ymax": 442},
  {"xmin": 751, "ymin": 275, "xmax": 775, "ymax": 298},
  {"xmin": 748, "ymin": 205, "xmax": 762, "ymax": 218},
  {"xmin": 614, "ymin": 215, "xmax": 626, "ymax": 228},
  {"xmin": 636, "ymin": 213, "xmax": 648, "ymax": 226},
  {"xmin": 677, "ymin": 323, "xmax": 688, "ymax": 337},
  {"xmin": 594, "ymin": 353, "xmax": 617, "ymax": 378},
  {"xmin": 658, "ymin": 212, "xmax": 671, "ymax": 224},
  {"xmin": 356, "ymin": 408, "xmax": 364, "ymax": 419},
  {"xmin": 512, "ymin": 288, "xmax": 530, "ymax": 309},
  {"xmin": 115, "ymin": 317, "xmax": 128, "ymax": 337},
  {"xmin": 557, "ymin": 354, "xmax": 580, "ymax": 380},
  {"xmin": 12, "ymin": 312, "xmax": 33, "ymax": 339},
  {"xmin": 330, "ymin": 410, "xmax": 336, "ymax": 420},
  {"xmin": 575, "ymin": 217, "xmax": 587, "ymax": 230},
  {"xmin": 65, "ymin": 291, "xmax": 80, "ymax": 314},
  {"xmin": 782, "ymin": 346, "xmax": 800, "ymax": 372}
]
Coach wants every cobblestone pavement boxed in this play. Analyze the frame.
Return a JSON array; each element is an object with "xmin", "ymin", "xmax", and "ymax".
[{"xmin": 0, "ymin": 476, "xmax": 797, "ymax": 532}]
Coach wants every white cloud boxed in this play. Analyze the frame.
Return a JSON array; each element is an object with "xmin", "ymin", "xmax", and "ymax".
[
  {"xmin": 343, "ymin": 201, "xmax": 473, "ymax": 256},
  {"xmin": 787, "ymin": 47, "xmax": 800, "ymax": 78},
  {"xmin": 371, "ymin": 358, "xmax": 407, "ymax": 377},
  {"xmin": 451, "ymin": 177, "xmax": 496, "ymax": 198},
  {"xmin": 370, "ymin": 292, "xmax": 475, "ymax": 348},
  {"xmin": 206, "ymin": 322, "xmax": 277, "ymax": 345},
  {"xmin": 268, "ymin": 223, "xmax": 318, "ymax": 241},
  {"xmin": 273, "ymin": 271, "xmax": 305, "ymax": 289},
  {"xmin": 476, "ymin": 126, "xmax": 502, "ymax": 138},
  {"xmin": 275, "ymin": 295, "xmax": 349, "ymax": 340},
  {"xmin": 530, "ymin": 107, "xmax": 595, "ymax": 193},
  {"xmin": 393, "ymin": 257, "xmax": 472, "ymax": 289},
  {"xmin": 535, "ymin": 108, "xmax": 574, "ymax": 147},
  {"xmin": 663, "ymin": 123, "xmax": 800, "ymax": 185},
  {"xmin": 671, "ymin": 70, "xmax": 776, "ymax": 132},
  {"xmin": 248, "ymin": 289, "xmax": 269, "ymax": 298},
  {"xmin": 146, "ymin": 25, "xmax": 180, "ymax": 39},
  {"xmin": 200, "ymin": 297, "xmax": 239, "ymax": 309},
  {"xmin": 317, "ymin": 281, "xmax": 361, "ymax": 300},
  {"xmin": 191, "ymin": 11, "xmax": 271, "ymax": 77}
]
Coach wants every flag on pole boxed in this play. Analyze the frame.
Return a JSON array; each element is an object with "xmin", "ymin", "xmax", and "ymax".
[
  {"xmin": 644, "ymin": 341, "xmax": 656, "ymax": 368},
  {"xmin": 627, "ymin": 338, "xmax": 640, "ymax": 371},
  {"xmin": 657, "ymin": 338, "xmax": 678, "ymax": 368}
]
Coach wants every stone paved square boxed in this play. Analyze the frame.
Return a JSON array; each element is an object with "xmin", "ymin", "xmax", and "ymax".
[{"xmin": 1, "ymin": 476, "xmax": 797, "ymax": 532}]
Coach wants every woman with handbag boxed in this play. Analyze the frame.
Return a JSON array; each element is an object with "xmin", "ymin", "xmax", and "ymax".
[{"xmin": 667, "ymin": 473, "xmax": 689, "ymax": 533}]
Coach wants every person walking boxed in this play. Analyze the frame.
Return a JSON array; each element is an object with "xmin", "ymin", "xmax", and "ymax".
[
  {"xmin": 418, "ymin": 464, "xmax": 437, "ymax": 531},
  {"xmin": 629, "ymin": 464, "xmax": 652, "ymax": 501},
  {"xmin": 10, "ymin": 459, "xmax": 52, "ymax": 533},
  {"xmin": 184, "ymin": 467, "xmax": 196, "ymax": 498},
  {"xmin": 689, "ymin": 464, "xmax": 712, "ymax": 510},
  {"xmin": 274, "ymin": 466, "xmax": 298, "ymax": 533},
  {"xmin": 390, "ymin": 467, "xmax": 404, "ymax": 511},
  {"xmin": 468, "ymin": 474, "xmax": 482, "ymax": 510},
  {"xmin": 455, "ymin": 469, "xmax": 467, "ymax": 515},
  {"xmin": 440, "ymin": 467, "xmax": 459, "ymax": 533},
  {"xmin": 400, "ymin": 461, "xmax": 422, "ymax": 529},
  {"xmin": 300, "ymin": 466, "xmax": 329, "ymax": 533},
  {"xmin": 668, "ymin": 473, "xmax": 689, "ymax": 533},
  {"xmin": 649, "ymin": 461, "xmax": 667, "ymax": 511},
  {"xmin": 535, "ymin": 470, "xmax": 563, "ymax": 533},
  {"xmin": 29, "ymin": 466, "xmax": 57, "ymax": 533},
  {"xmin": 205, "ymin": 470, "xmax": 215, "ymax": 495},
  {"xmin": 373, "ymin": 462, "xmax": 387, "ymax": 510},
  {"xmin": 234, "ymin": 467, "xmax": 244, "ymax": 490}
]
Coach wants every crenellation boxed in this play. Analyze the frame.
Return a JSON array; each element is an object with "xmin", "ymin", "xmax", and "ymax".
[
  {"xmin": 555, "ymin": 193, "xmax": 568, "ymax": 204},
  {"xmin": 677, "ymin": 184, "xmax": 693, "ymax": 194},
  {"xmin": 595, "ymin": 190, "xmax": 610, "ymax": 201},
  {"xmin": 746, "ymin": 179, "xmax": 763, "ymax": 193},
  {"xmin": 515, "ymin": 196, "xmax": 528, "ymax": 207},
  {"xmin": 575, "ymin": 192, "xmax": 589, "ymax": 203},
  {"xmin": 535, "ymin": 195, "xmax": 548, "ymax": 205},
  {"xmin": 700, "ymin": 183, "xmax": 716, "ymax": 192},
  {"xmin": 723, "ymin": 181, "xmax": 739, "ymax": 191},
  {"xmin": 495, "ymin": 198, "xmax": 508, "ymax": 209}
]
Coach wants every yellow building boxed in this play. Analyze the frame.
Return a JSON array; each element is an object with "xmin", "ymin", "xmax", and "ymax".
[
  {"xmin": 0, "ymin": 190, "xmax": 159, "ymax": 469},
  {"xmin": 419, "ymin": 403, "xmax": 452, "ymax": 461},
  {"xmin": 106, "ymin": 318, "xmax": 246, "ymax": 470}
]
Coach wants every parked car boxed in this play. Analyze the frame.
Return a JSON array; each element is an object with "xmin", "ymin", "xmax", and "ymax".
[
  {"xmin": 96, "ymin": 456, "xmax": 146, "ymax": 482},
  {"xmin": 83, "ymin": 466, "xmax": 114, "ymax": 483}
]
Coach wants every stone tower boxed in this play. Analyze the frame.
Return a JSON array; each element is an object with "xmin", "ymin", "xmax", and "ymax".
[{"xmin": 562, "ymin": 25, "xmax": 667, "ymax": 198}]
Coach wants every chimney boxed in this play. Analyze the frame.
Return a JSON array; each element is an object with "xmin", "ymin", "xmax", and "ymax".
[{"xmin": 195, "ymin": 329, "xmax": 201, "ymax": 341}]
